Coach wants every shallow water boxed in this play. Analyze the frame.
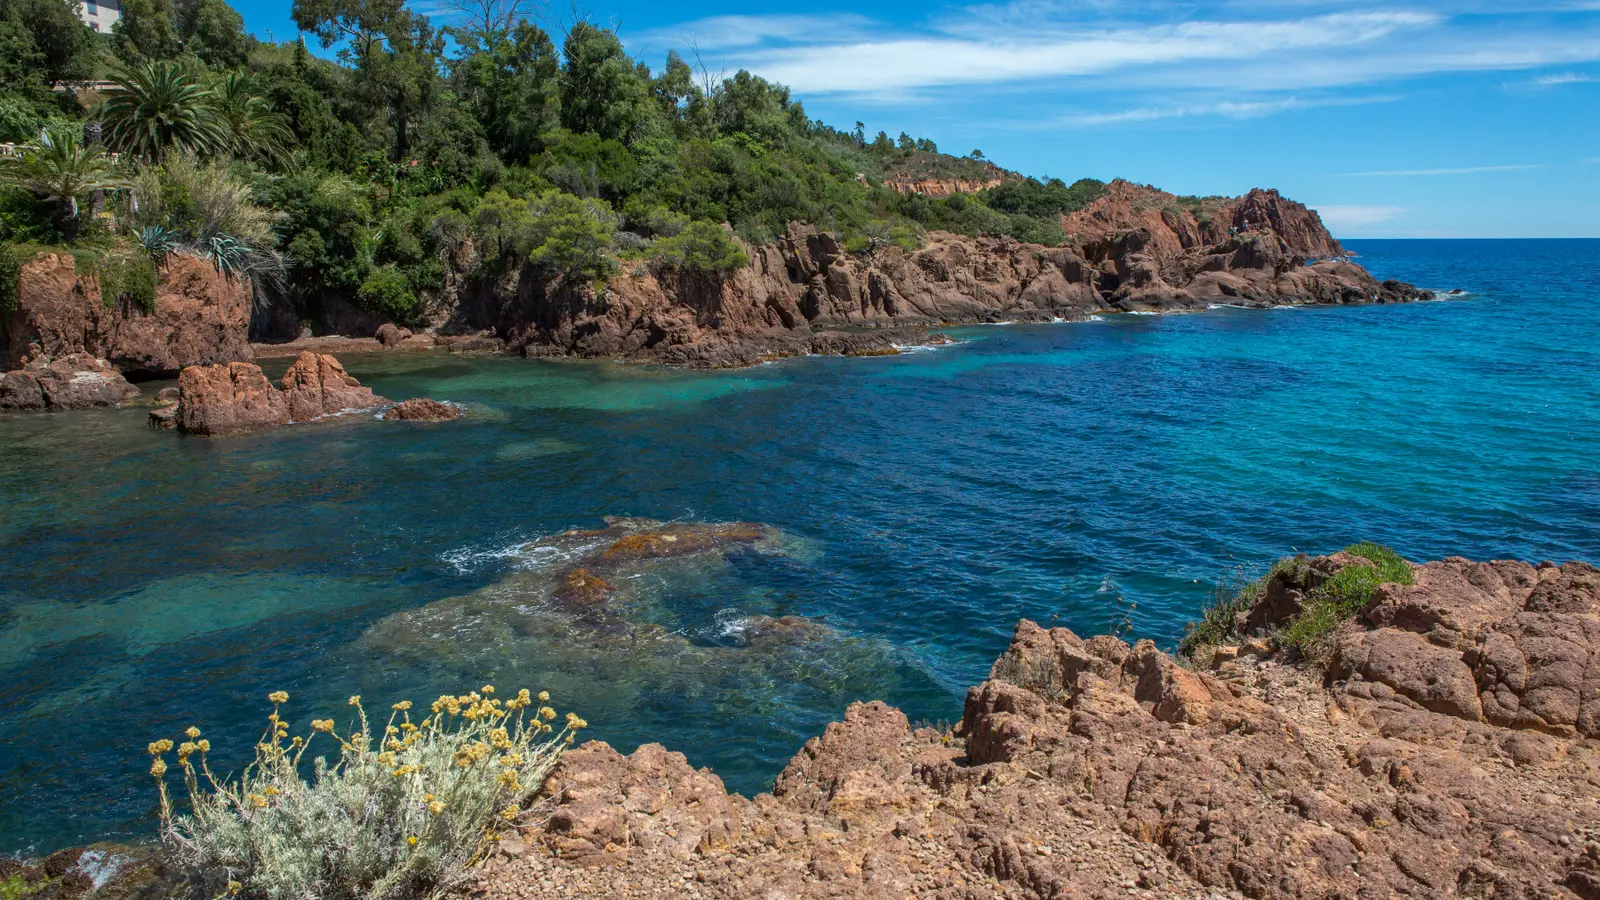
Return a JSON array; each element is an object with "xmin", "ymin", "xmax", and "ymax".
[{"xmin": 1, "ymin": 239, "xmax": 1597, "ymax": 853}]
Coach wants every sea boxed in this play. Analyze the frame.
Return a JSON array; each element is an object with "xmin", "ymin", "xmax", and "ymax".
[{"xmin": 1, "ymin": 238, "xmax": 1596, "ymax": 853}]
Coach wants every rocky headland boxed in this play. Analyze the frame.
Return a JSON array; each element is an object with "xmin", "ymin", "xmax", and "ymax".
[
  {"xmin": 447, "ymin": 550, "xmax": 1597, "ymax": 900},
  {"xmin": 1, "ymin": 182, "xmax": 1435, "ymax": 395}
]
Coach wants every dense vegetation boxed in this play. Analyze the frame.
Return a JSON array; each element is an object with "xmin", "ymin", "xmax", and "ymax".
[{"xmin": 0, "ymin": 0, "xmax": 1106, "ymax": 326}]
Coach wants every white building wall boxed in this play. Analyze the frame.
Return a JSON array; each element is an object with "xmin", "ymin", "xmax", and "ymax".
[{"xmin": 77, "ymin": 0, "xmax": 122, "ymax": 34}]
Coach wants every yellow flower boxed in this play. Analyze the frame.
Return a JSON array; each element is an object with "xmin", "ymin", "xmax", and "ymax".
[
  {"xmin": 378, "ymin": 751, "xmax": 398, "ymax": 767},
  {"xmin": 500, "ymin": 806, "xmax": 518, "ymax": 822},
  {"xmin": 290, "ymin": 736, "xmax": 303, "ymax": 747},
  {"xmin": 499, "ymin": 752, "xmax": 523, "ymax": 768},
  {"xmin": 538, "ymin": 707, "xmax": 556, "ymax": 721},
  {"xmin": 428, "ymin": 800, "xmax": 446, "ymax": 815},
  {"xmin": 268, "ymin": 691, "xmax": 289, "ymax": 704},
  {"xmin": 264, "ymin": 786, "xmax": 280, "ymax": 797},
  {"xmin": 498, "ymin": 769, "xmax": 521, "ymax": 790},
  {"xmin": 249, "ymin": 794, "xmax": 268, "ymax": 808},
  {"xmin": 348, "ymin": 695, "xmax": 361, "ymax": 707},
  {"xmin": 424, "ymin": 793, "xmax": 435, "ymax": 802},
  {"xmin": 197, "ymin": 739, "xmax": 211, "ymax": 752},
  {"xmin": 185, "ymin": 726, "xmax": 202, "ymax": 739},
  {"xmin": 227, "ymin": 880, "xmax": 242, "ymax": 895},
  {"xmin": 407, "ymin": 836, "xmax": 418, "ymax": 847},
  {"xmin": 150, "ymin": 758, "xmax": 167, "ymax": 777},
  {"xmin": 148, "ymin": 739, "xmax": 173, "ymax": 755},
  {"xmin": 481, "ymin": 685, "xmax": 494, "ymax": 695},
  {"xmin": 537, "ymin": 691, "xmax": 549, "ymax": 702},
  {"xmin": 310, "ymin": 719, "xmax": 335, "ymax": 733},
  {"xmin": 392, "ymin": 700, "xmax": 412, "ymax": 711},
  {"xmin": 178, "ymin": 741, "xmax": 197, "ymax": 759}
]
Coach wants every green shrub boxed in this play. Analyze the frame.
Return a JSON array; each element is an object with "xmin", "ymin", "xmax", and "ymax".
[
  {"xmin": 357, "ymin": 265, "xmax": 417, "ymax": 319},
  {"xmin": 651, "ymin": 220, "xmax": 748, "ymax": 276},
  {"xmin": 0, "ymin": 242, "xmax": 47, "ymax": 312},
  {"xmin": 152, "ymin": 687, "xmax": 583, "ymax": 900},
  {"xmin": 1179, "ymin": 543, "xmax": 1413, "ymax": 663}
]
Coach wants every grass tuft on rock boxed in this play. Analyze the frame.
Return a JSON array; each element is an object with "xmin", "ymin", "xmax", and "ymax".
[
  {"xmin": 150, "ymin": 687, "xmax": 584, "ymax": 900},
  {"xmin": 1179, "ymin": 543, "xmax": 1414, "ymax": 664}
]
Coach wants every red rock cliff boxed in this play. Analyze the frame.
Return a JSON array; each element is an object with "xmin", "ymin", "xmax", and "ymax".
[{"xmin": 3, "ymin": 252, "xmax": 252, "ymax": 376}]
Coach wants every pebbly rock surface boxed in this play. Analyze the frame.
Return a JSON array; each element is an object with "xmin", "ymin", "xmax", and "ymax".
[
  {"xmin": 2, "ymin": 252, "xmax": 252, "ymax": 376},
  {"xmin": 0, "ymin": 353, "xmax": 139, "ymax": 410},
  {"xmin": 489, "ymin": 183, "xmax": 1429, "ymax": 368},
  {"xmin": 464, "ymin": 553, "xmax": 1600, "ymax": 900}
]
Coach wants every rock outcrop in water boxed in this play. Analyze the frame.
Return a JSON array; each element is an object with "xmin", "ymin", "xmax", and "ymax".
[
  {"xmin": 460, "ymin": 551, "xmax": 1600, "ymax": 899},
  {"xmin": 2, "ymin": 252, "xmax": 252, "ymax": 376},
  {"xmin": 171, "ymin": 351, "xmax": 455, "ymax": 436},
  {"xmin": 487, "ymin": 184, "xmax": 1429, "ymax": 367},
  {"xmin": 0, "ymin": 353, "xmax": 139, "ymax": 410}
]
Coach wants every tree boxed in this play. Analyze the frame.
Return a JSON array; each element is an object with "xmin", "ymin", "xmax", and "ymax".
[
  {"xmin": 179, "ymin": 0, "xmax": 250, "ymax": 68},
  {"xmin": 292, "ymin": 0, "xmax": 442, "ymax": 161},
  {"xmin": 0, "ymin": 0, "xmax": 96, "ymax": 92},
  {"xmin": 0, "ymin": 122, "xmax": 127, "ymax": 240},
  {"xmin": 454, "ymin": 18, "xmax": 558, "ymax": 161},
  {"xmin": 524, "ymin": 189, "xmax": 615, "ymax": 281},
  {"xmin": 559, "ymin": 23, "xmax": 654, "ymax": 144},
  {"xmin": 112, "ymin": 0, "xmax": 176, "ymax": 63},
  {"xmin": 651, "ymin": 220, "xmax": 746, "ymax": 276},
  {"xmin": 215, "ymin": 71, "xmax": 293, "ymax": 164},
  {"xmin": 100, "ymin": 59, "xmax": 227, "ymax": 162}
]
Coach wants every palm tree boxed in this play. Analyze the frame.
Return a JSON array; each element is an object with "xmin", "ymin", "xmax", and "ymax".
[
  {"xmin": 99, "ymin": 60, "xmax": 228, "ymax": 163},
  {"xmin": 215, "ymin": 72, "xmax": 294, "ymax": 166},
  {"xmin": 0, "ymin": 124, "xmax": 128, "ymax": 241}
]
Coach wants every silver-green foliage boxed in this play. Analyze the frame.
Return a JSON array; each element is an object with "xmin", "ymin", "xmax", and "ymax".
[{"xmin": 151, "ymin": 688, "xmax": 584, "ymax": 900}]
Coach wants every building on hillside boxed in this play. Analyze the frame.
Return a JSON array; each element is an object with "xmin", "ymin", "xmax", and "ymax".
[{"xmin": 76, "ymin": 0, "xmax": 121, "ymax": 33}]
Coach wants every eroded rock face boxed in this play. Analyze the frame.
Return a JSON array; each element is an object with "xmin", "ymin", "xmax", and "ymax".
[
  {"xmin": 494, "ymin": 185, "xmax": 1428, "ymax": 367},
  {"xmin": 467, "ymin": 553, "xmax": 1600, "ymax": 900},
  {"xmin": 2, "ymin": 252, "xmax": 252, "ymax": 375},
  {"xmin": 174, "ymin": 353, "xmax": 394, "ymax": 436},
  {"xmin": 280, "ymin": 351, "xmax": 385, "ymax": 421},
  {"xmin": 176, "ymin": 361, "xmax": 290, "ymax": 436},
  {"xmin": 0, "ymin": 354, "xmax": 139, "ymax": 410}
]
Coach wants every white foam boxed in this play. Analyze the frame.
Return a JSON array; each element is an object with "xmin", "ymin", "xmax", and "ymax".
[
  {"xmin": 440, "ymin": 532, "xmax": 608, "ymax": 575},
  {"xmin": 1126, "ymin": 310, "xmax": 1159, "ymax": 316}
]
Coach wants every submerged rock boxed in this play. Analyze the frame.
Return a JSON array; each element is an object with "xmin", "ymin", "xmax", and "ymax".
[{"xmin": 384, "ymin": 398, "xmax": 462, "ymax": 421}]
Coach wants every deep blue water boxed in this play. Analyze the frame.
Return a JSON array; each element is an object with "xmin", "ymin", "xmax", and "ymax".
[{"xmin": 1, "ymin": 239, "xmax": 1596, "ymax": 854}]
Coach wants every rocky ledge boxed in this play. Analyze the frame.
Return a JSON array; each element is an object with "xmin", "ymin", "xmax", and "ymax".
[
  {"xmin": 0, "ymin": 353, "xmax": 139, "ymax": 410},
  {"xmin": 458, "ymin": 552, "xmax": 1598, "ymax": 899}
]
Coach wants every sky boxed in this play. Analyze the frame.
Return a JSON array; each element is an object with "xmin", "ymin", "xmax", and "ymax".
[{"xmin": 231, "ymin": 0, "xmax": 1600, "ymax": 238}]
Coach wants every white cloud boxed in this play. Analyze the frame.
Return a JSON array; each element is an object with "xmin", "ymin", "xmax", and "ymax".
[
  {"xmin": 1059, "ymin": 94, "xmax": 1394, "ymax": 126},
  {"xmin": 1535, "ymin": 71, "xmax": 1593, "ymax": 84},
  {"xmin": 1316, "ymin": 205, "xmax": 1408, "ymax": 228},
  {"xmin": 632, "ymin": 14, "xmax": 874, "ymax": 51},
  {"xmin": 742, "ymin": 12, "xmax": 1437, "ymax": 94},
  {"xmin": 1338, "ymin": 164, "xmax": 1546, "ymax": 176}
]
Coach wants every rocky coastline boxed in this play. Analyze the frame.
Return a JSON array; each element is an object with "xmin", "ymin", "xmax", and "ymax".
[
  {"xmin": 10, "ymin": 548, "xmax": 1596, "ymax": 900},
  {"xmin": 2, "ymin": 182, "xmax": 1435, "ymax": 411}
]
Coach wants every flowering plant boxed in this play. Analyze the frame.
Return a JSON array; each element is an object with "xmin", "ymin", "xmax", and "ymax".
[{"xmin": 150, "ymin": 686, "xmax": 583, "ymax": 899}]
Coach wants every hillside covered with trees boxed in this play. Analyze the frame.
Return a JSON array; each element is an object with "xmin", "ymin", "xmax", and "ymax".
[{"xmin": 0, "ymin": 0, "xmax": 1108, "ymax": 327}]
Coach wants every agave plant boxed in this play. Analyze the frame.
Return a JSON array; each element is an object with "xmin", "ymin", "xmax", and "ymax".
[
  {"xmin": 0, "ymin": 123, "xmax": 128, "ymax": 241},
  {"xmin": 215, "ymin": 72, "xmax": 294, "ymax": 166},
  {"xmin": 137, "ymin": 224, "xmax": 180, "ymax": 260},
  {"xmin": 100, "ymin": 61, "xmax": 228, "ymax": 163}
]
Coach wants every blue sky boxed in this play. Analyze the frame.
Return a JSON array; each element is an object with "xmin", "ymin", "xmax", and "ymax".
[{"xmin": 234, "ymin": 0, "xmax": 1600, "ymax": 237}]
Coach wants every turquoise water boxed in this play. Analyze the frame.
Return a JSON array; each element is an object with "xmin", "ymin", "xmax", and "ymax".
[{"xmin": 1, "ymin": 239, "xmax": 1596, "ymax": 853}]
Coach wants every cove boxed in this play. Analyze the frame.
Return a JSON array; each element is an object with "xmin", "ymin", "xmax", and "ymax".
[{"xmin": 0, "ymin": 238, "xmax": 1596, "ymax": 854}]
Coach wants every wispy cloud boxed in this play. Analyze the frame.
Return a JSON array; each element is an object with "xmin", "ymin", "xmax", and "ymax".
[
  {"xmin": 632, "ymin": 14, "xmax": 874, "ymax": 51},
  {"xmin": 742, "ymin": 12, "xmax": 1436, "ymax": 94},
  {"xmin": 1316, "ymin": 205, "xmax": 1408, "ymax": 229},
  {"xmin": 1535, "ymin": 71, "xmax": 1594, "ymax": 84},
  {"xmin": 1337, "ymin": 164, "xmax": 1546, "ymax": 176},
  {"xmin": 1060, "ymin": 94, "xmax": 1394, "ymax": 126}
]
